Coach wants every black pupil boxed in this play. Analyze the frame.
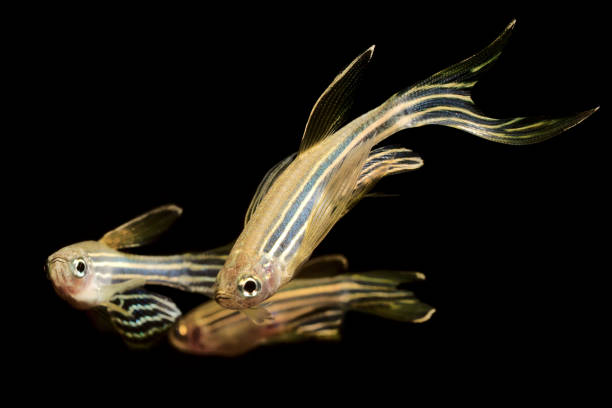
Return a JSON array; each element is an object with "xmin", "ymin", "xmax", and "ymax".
[
  {"xmin": 76, "ymin": 261, "xmax": 85, "ymax": 272},
  {"xmin": 244, "ymin": 280, "xmax": 257, "ymax": 293}
]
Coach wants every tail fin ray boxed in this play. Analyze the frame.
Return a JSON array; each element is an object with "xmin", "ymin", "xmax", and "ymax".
[
  {"xmin": 346, "ymin": 271, "xmax": 435, "ymax": 323},
  {"xmin": 385, "ymin": 19, "xmax": 598, "ymax": 145}
]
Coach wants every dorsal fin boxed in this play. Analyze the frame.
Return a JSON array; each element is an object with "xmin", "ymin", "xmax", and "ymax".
[
  {"xmin": 100, "ymin": 204, "xmax": 183, "ymax": 249},
  {"xmin": 298, "ymin": 46, "xmax": 375, "ymax": 154},
  {"xmin": 244, "ymin": 153, "xmax": 297, "ymax": 226}
]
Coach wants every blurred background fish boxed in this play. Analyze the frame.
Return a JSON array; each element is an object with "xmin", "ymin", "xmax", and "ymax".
[{"xmin": 172, "ymin": 255, "xmax": 434, "ymax": 356}]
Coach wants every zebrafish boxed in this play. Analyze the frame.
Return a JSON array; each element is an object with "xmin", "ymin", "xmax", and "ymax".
[
  {"xmin": 171, "ymin": 255, "xmax": 435, "ymax": 356},
  {"xmin": 46, "ymin": 204, "xmax": 228, "ymax": 346},
  {"xmin": 214, "ymin": 20, "xmax": 598, "ymax": 310},
  {"xmin": 46, "ymin": 145, "xmax": 423, "ymax": 343}
]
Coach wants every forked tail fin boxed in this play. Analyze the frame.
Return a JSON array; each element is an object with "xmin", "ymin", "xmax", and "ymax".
[
  {"xmin": 380, "ymin": 20, "xmax": 598, "ymax": 145},
  {"xmin": 346, "ymin": 271, "xmax": 435, "ymax": 323}
]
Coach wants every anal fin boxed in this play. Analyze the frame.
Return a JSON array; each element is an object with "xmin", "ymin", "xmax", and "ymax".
[{"xmin": 104, "ymin": 288, "xmax": 181, "ymax": 348}]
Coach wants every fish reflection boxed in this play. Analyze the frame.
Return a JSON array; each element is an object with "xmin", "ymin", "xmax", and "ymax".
[{"xmin": 171, "ymin": 255, "xmax": 435, "ymax": 356}]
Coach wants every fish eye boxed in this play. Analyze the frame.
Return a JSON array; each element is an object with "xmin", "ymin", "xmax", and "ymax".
[
  {"xmin": 238, "ymin": 276, "xmax": 261, "ymax": 298},
  {"xmin": 174, "ymin": 324, "xmax": 188, "ymax": 340},
  {"xmin": 72, "ymin": 258, "xmax": 87, "ymax": 278}
]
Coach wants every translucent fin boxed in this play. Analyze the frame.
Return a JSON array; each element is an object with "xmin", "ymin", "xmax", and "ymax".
[
  {"xmin": 295, "ymin": 254, "xmax": 349, "ymax": 279},
  {"xmin": 347, "ymin": 271, "xmax": 435, "ymax": 323},
  {"xmin": 293, "ymin": 308, "xmax": 343, "ymax": 340},
  {"xmin": 100, "ymin": 204, "xmax": 183, "ymax": 249},
  {"xmin": 348, "ymin": 145, "xmax": 423, "ymax": 211},
  {"xmin": 392, "ymin": 19, "xmax": 598, "ymax": 145},
  {"xmin": 241, "ymin": 306, "xmax": 275, "ymax": 326},
  {"xmin": 353, "ymin": 298, "xmax": 436, "ymax": 323},
  {"xmin": 299, "ymin": 46, "xmax": 375, "ymax": 154},
  {"xmin": 245, "ymin": 153, "xmax": 296, "ymax": 226},
  {"xmin": 297, "ymin": 141, "xmax": 372, "ymax": 264},
  {"xmin": 268, "ymin": 308, "xmax": 344, "ymax": 345},
  {"xmin": 105, "ymin": 288, "xmax": 182, "ymax": 348},
  {"xmin": 357, "ymin": 145, "xmax": 423, "ymax": 186}
]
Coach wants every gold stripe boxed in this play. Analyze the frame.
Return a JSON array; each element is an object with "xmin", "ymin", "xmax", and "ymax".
[
  {"xmin": 470, "ymin": 51, "xmax": 502, "ymax": 73},
  {"xmin": 505, "ymin": 120, "xmax": 554, "ymax": 132},
  {"xmin": 403, "ymin": 81, "xmax": 477, "ymax": 95},
  {"xmin": 119, "ymin": 325, "xmax": 173, "ymax": 339},
  {"xmin": 270, "ymin": 91, "xmax": 501, "ymax": 259},
  {"xmin": 89, "ymin": 252, "xmax": 227, "ymax": 260},
  {"xmin": 412, "ymin": 308, "xmax": 436, "ymax": 323},
  {"xmin": 100, "ymin": 273, "xmax": 216, "ymax": 282},
  {"xmin": 94, "ymin": 261, "xmax": 219, "ymax": 271}
]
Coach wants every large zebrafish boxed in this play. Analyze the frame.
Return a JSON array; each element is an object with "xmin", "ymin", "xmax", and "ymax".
[
  {"xmin": 47, "ymin": 145, "xmax": 423, "ymax": 344},
  {"xmin": 171, "ymin": 255, "xmax": 435, "ymax": 357},
  {"xmin": 214, "ymin": 20, "xmax": 598, "ymax": 310}
]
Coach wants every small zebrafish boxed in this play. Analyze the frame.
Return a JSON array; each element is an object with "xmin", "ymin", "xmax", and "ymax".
[
  {"xmin": 214, "ymin": 20, "xmax": 598, "ymax": 310},
  {"xmin": 171, "ymin": 255, "xmax": 435, "ymax": 356},
  {"xmin": 46, "ymin": 205, "xmax": 228, "ymax": 346}
]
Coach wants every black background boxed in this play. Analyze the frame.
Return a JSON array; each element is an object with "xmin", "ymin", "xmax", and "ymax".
[{"xmin": 14, "ymin": 4, "xmax": 606, "ymax": 402}]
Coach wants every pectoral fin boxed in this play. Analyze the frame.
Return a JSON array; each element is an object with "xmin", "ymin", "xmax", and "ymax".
[
  {"xmin": 241, "ymin": 306, "xmax": 275, "ymax": 326},
  {"xmin": 104, "ymin": 288, "xmax": 182, "ymax": 348},
  {"xmin": 297, "ymin": 140, "xmax": 372, "ymax": 262},
  {"xmin": 100, "ymin": 204, "xmax": 183, "ymax": 249}
]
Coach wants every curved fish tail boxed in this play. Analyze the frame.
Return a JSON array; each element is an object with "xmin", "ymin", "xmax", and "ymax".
[
  {"xmin": 345, "ymin": 271, "xmax": 435, "ymax": 323},
  {"xmin": 385, "ymin": 19, "xmax": 598, "ymax": 145}
]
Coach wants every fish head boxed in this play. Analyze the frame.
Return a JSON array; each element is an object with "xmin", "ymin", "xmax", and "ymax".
[
  {"xmin": 170, "ymin": 316, "xmax": 217, "ymax": 355},
  {"xmin": 46, "ymin": 241, "xmax": 106, "ymax": 310},
  {"xmin": 169, "ymin": 304, "xmax": 260, "ymax": 357},
  {"xmin": 214, "ymin": 251, "xmax": 282, "ymax": 310}
]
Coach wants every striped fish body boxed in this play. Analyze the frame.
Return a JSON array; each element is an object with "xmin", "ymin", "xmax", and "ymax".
[
  {"xmin": 172, "ymin": 269, "xmax": 434, "ymax": 357},
  {"xmin": 214, "ymin": 20, "xmax": 597, "ymax": 310},
  {"xmin": 46, "ymin": 204, "xmax": 229, "ymax": 346},
  {"xmin": 47, "ymin": 240, "xmax": 224, "ymax": 310},
  {"xmin": 215, "ymin": 141, "xmax": 420, "ymax": 310}
]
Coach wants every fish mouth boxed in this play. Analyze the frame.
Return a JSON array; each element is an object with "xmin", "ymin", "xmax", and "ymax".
[
  {"xmin": 214, "ymin": 293, "xmax": 231, "ymax": 302},
  {"xmin": 214, "ymin": 292, "xmax": 237, "ymax": 309}
]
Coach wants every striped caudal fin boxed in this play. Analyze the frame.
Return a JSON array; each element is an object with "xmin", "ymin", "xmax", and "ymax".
[
  {"xmin": 389, "ymin": 20, "xmax": 598, "ymax": 145},
  {"xmin": 105, "ymin": 288, "xmax": 181, "ymax": 348},
  {"xmin": 345, "ymin": 271, "xmax": 435, "ymax": 323}
]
